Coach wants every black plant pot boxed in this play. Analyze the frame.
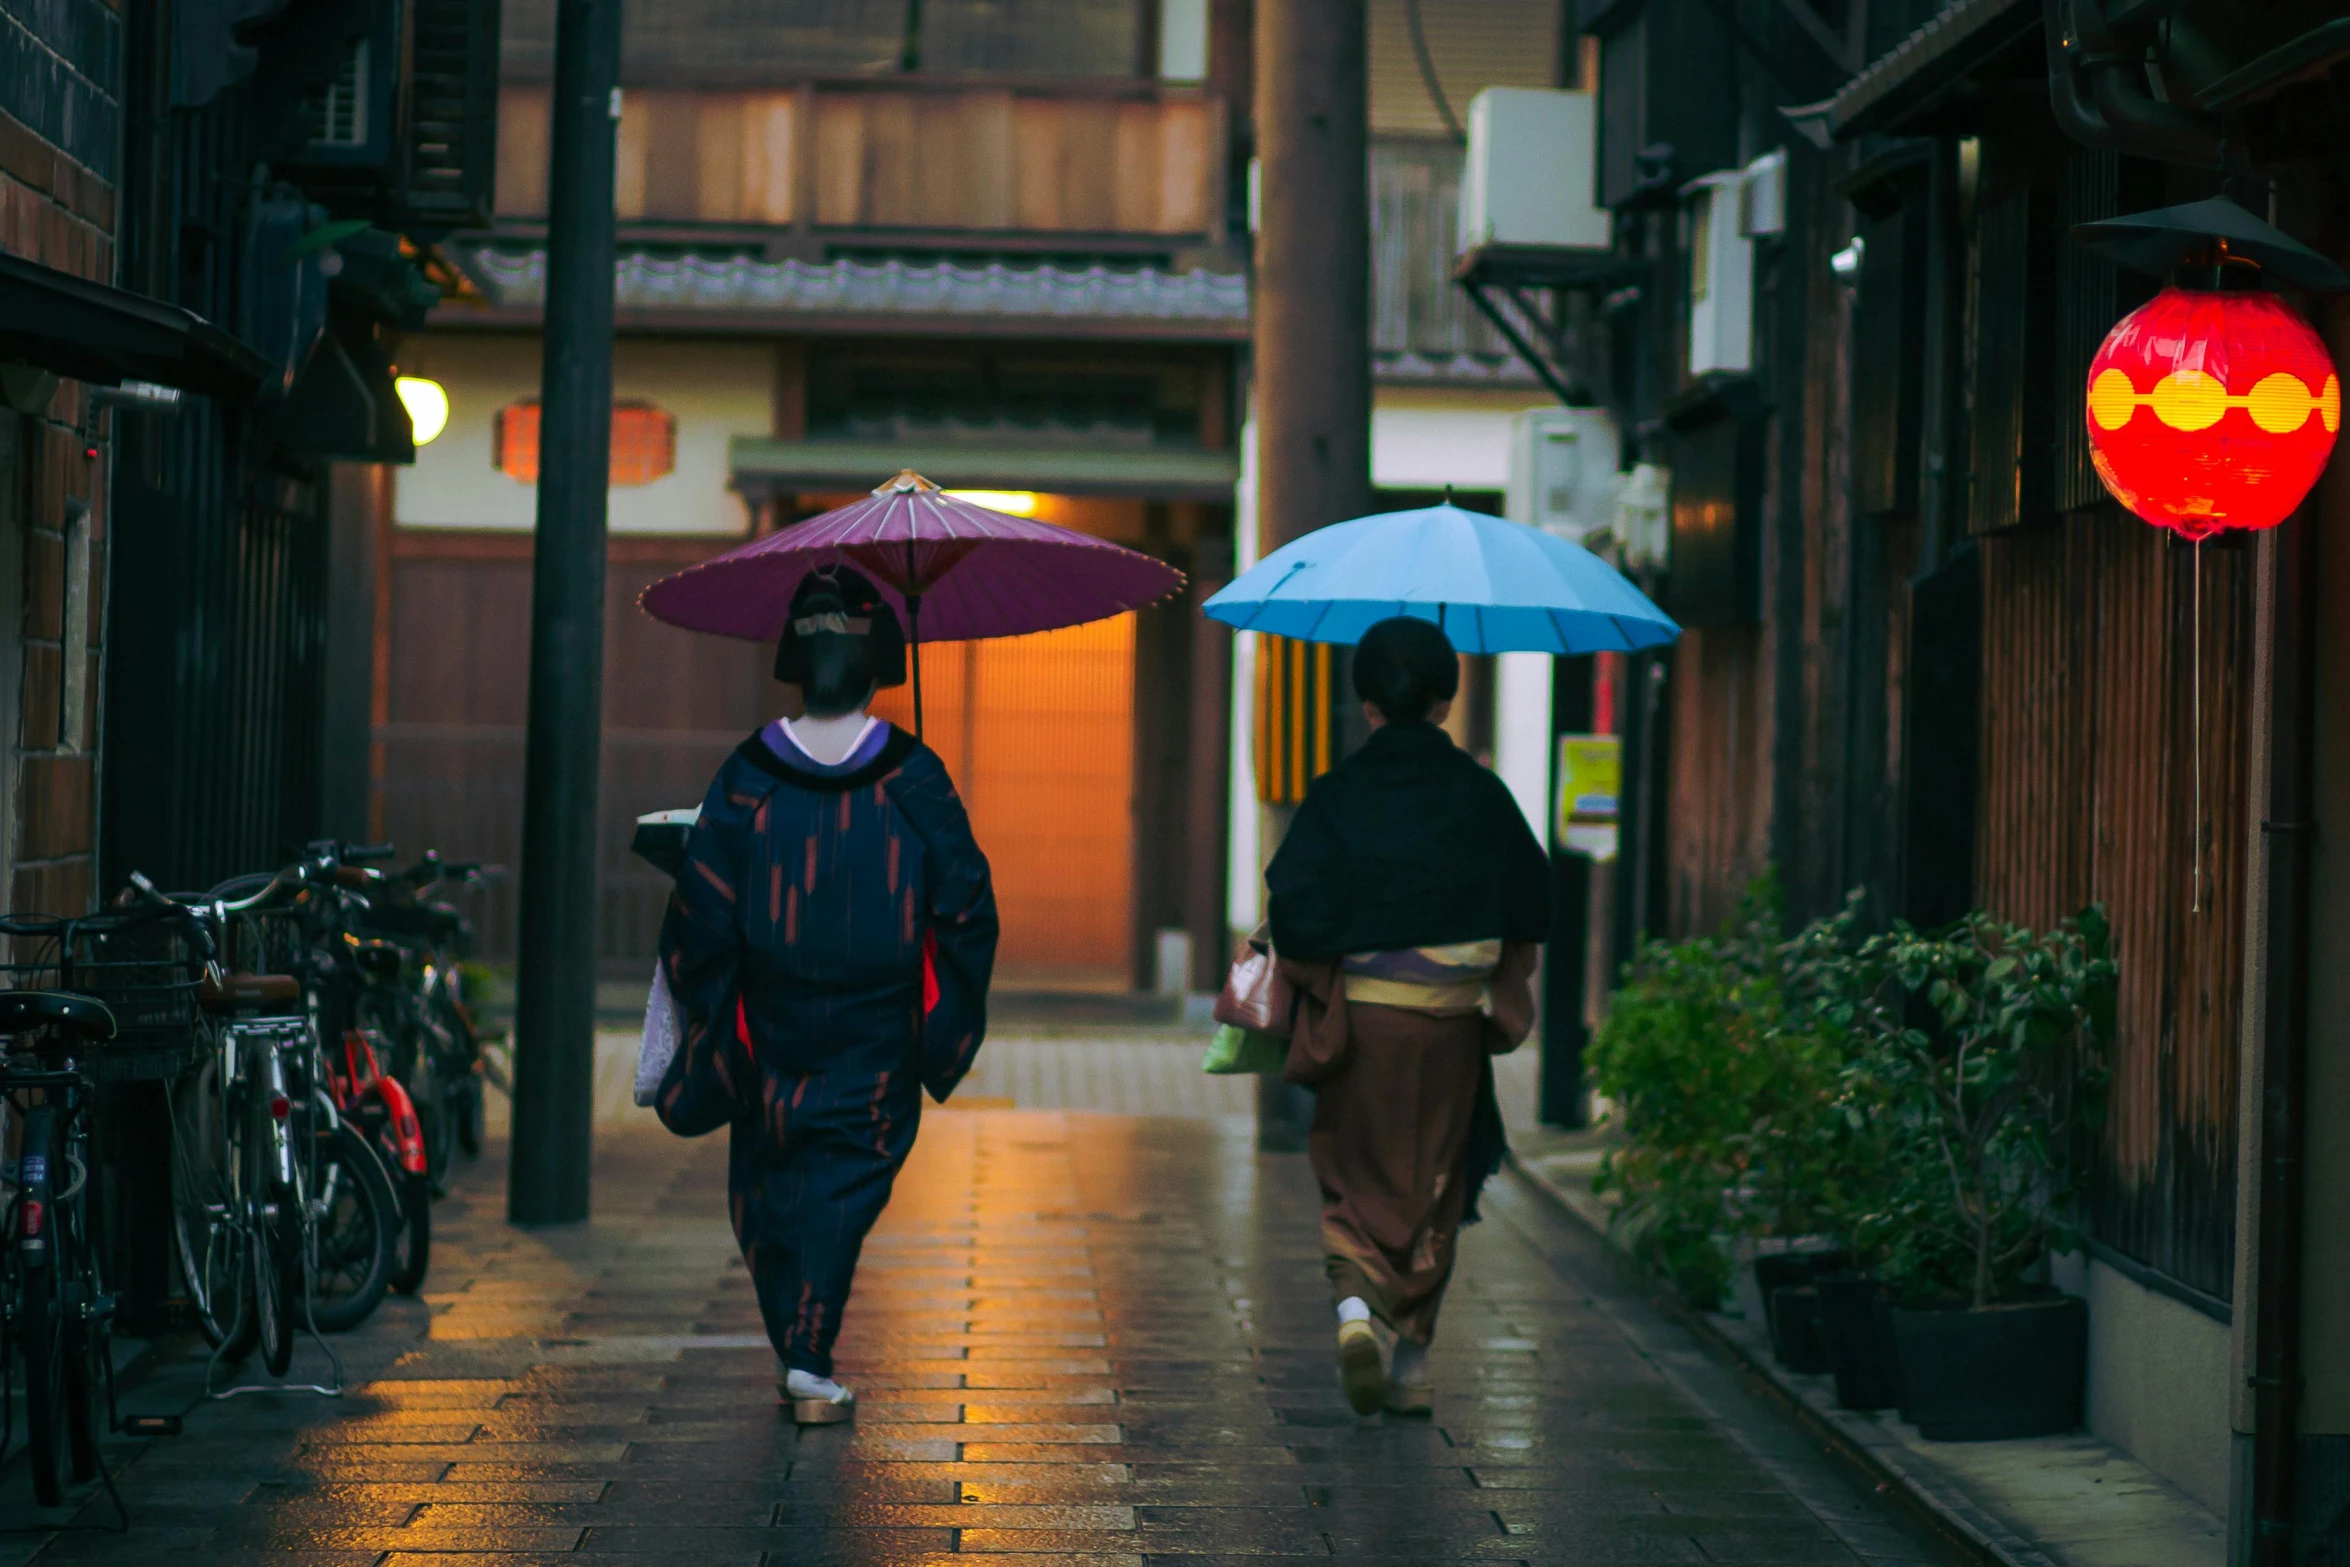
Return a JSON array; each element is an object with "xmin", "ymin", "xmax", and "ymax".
[
  {"xmin": 1768, "ymin": 1286, "xmax": 1833, "ymax": 1373},
  {"xmin": 1816, "ymin": 1275, "xmax": 1904, "ymax": 1410},
  {"xmin": 1751, "ymin": 1249, "xmax": 1848, "ymax": 1344},
  {"xmin": 1891, "ymin": 1295, "xmax": 2087, "ymax": 1440}
]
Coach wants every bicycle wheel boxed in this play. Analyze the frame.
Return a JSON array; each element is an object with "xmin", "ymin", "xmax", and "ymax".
[
  {"xmin": 15, "ymin": 1243, "xmax": 66, "ymax": 1506},
  {"xmin": 308, "ymin": 1123, "xmax": 397, "ymax": 1331},
  {"xmin": 169, "ymin": 1050, "xmax": 244, "ymax": 1348},
  {"xmin": 457, "ymin": 1070, "xmax": 486, "ymax": 1157},
  {"xmin": 62, "ymin": 1287, "xmax": 101, "ymax": 1483},
  {"xmin": 261, "ymin": 1181, "xmax": 300, "ymax": 1376},
  {"xmin": 390, "ymin": 1165, "xmax": 432, "ymax": 1295}
]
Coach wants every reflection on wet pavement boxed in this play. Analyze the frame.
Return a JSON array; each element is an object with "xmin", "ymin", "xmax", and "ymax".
[{"xmin": 0, "ymin": 1105, "xmax": 1956, "ymax": 1564}]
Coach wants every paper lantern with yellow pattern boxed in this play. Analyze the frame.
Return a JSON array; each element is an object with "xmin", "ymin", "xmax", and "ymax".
[{"xmin": 2086, "ymin": 281, "xmax": 2339, "ymax": 539}]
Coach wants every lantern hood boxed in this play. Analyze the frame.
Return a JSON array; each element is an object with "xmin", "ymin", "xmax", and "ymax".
[{"xmin": 2072, "ymin": 198, "xmax": 2350, "ymax": 294}]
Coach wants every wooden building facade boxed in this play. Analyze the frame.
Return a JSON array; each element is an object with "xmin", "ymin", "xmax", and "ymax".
[
  {"xmin": 372, "ymin": 0, "xmax": 1253, "ymax": 990},
  {"xmin": 1573, "ymin": 0, "xmax": 2350, "ymax": 1545}
]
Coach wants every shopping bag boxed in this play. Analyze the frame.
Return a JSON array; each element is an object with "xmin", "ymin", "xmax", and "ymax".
[
  {"xmin": 633, "ymin": 964, "xmax": 682, "ymax": 1108},
  {"xmin": 1201, "ymin": 1022, "xmax": 1288, "ymax": 1075},
  {"xmin": 1212, "ymin": 930, "xmax": 1295, "ymax": 1034}
]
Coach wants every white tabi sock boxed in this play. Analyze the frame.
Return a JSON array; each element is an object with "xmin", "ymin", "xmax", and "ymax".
[
  {"xmin": 785, "ymin": 1369, "xmax": 851, "ymax": 1404},
  {"xmin": 1336, "ymin": 1296, "xmax": 1372, "ymax": 1325}
]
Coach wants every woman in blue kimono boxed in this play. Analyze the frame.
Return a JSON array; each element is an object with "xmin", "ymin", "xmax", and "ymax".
[{"xmin": 654, "ymin": 566, "xmax": 997, "ymax": 1424}]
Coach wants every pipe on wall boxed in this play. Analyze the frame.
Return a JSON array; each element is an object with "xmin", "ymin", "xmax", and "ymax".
[
  {"xmin": 2247, "ymin": 501, "xmax": 2318, "ymax": 1567},
  {"xmin": 2043, "ymin": 0, "xmax": 2120, "ymax": 150},
  {"xmin": 2047, "ymin": 0, "xmax": 2224, "ymax": 167}
]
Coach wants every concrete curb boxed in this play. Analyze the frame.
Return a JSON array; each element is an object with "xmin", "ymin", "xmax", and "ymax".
[{"xmin": 1505, "ymin": 1149, "xmax": 2058, "ymax": 1567}]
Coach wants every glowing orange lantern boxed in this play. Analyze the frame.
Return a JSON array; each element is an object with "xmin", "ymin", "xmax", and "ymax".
[{"xmin": 2086, "ymin": 278, "xmax": 2339, "ymax": 540}]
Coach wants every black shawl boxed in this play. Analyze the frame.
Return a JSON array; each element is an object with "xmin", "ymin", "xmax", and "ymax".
[
  {"xmin": 1267, "ymin": 720, "xmax": 1552, "ymax": 961},
  {"xmin": 1265, "ymin": 721, "xmax": 1551, "ymax": 1224}
]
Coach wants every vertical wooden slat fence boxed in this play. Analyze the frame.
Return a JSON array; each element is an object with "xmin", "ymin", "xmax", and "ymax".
[{"xmin": 1975, "ymin": 508, "xmax": 2249, "ymax": 1302}]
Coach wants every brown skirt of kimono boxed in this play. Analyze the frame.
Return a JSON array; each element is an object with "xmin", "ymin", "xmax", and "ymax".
[{"xmin": 1277, "ymin": 946, "xmax": 1536, "ymax": 1346}]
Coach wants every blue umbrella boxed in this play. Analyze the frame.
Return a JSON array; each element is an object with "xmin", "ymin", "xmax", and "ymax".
[{"xmin": 1202, "ymin": 502, "xmax": 1679, "ymax": 653}]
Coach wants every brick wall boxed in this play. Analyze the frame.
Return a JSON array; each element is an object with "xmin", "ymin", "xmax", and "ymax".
[{"xmin": 0, "ymin": 84, "xmax": 113, "ymax": 915}]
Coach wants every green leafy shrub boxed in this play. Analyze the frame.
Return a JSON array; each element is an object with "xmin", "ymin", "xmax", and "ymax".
[
  {"xmin": 1587, "ymin": 876, "xmax": 1864, "ymax": 1307},
  {"xmin": 1832, "ymin": 909, "xmax": 2114, "ymax": 1308},
  {"xmin": 1588, "ymin": 877, "xmax": 2113, "ymax": 1314}
]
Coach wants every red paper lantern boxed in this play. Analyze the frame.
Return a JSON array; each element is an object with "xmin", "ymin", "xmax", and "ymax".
[{"xmin": 2085, "ymin": 283, "xmax": 2340, "ymax": 539}]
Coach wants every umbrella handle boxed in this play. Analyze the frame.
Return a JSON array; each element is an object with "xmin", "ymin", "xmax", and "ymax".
[
  {"xmin": 904, "ymin": 534, "xmax": 924, "ymax": 740},
  {"xmin": 907, "ymin": 591, "xmax": 923, "ymax": 740}
]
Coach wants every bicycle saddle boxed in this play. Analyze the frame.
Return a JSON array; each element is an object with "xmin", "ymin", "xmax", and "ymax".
[
  {"xmin": 196, "ymin": 972, "xmax": 303, "ymax": 1011},
  {"xmin": 0, "ymin": 990, "xmax": 117, "ymax": 1041}
]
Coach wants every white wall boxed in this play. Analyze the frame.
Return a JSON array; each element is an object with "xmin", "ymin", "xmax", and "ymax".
[
  {"xmin": 2051, "ymin": 1250, "xmax": 2232, "ymax": 1513},
  {"xmin": 393, "ymin": 334, "xmax": 773, "ymax": 536}
]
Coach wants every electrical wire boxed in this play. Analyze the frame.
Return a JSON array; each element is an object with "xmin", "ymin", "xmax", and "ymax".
[{"xmin": 1405, "ymin": 0, "xmax": 1466, "ymax": 146}]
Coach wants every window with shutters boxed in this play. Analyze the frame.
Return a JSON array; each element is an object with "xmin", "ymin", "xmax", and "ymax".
[
  {"xmin": 1852, "ymin": 201, "xmax": 1926, "ymax": 518},
  {"xmin": 1967, "ymin": 187, "xmax": 2057, "ymax": 536},
  {"xmin": 503, "ymin": 0, "xmax": 1149, "ymax": 80},
  {"xmin": 493, "ymin": 402, "xmax": 678, "ymax": 487},
  {"xmin": 286, "ymin": 0, "xmax": 500, "ymax": 228},
  {"xmin": 2052, "ymin": 150, "xmax": 2162, "ymax": 513}
]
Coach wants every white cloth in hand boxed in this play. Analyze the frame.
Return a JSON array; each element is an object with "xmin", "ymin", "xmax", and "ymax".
[{"xmin": 633, "ymin": 964, "xmax": 683, "ymax": 1108}]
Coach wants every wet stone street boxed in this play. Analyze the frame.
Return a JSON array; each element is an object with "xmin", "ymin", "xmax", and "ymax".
[{"xmin": 2, "ymin": 1103, "xmax": 1968, "ymax": 1565}]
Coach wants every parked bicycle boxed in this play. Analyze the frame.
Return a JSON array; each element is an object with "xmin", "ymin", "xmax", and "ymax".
[
  {"xmin": 351, "ymin": 852, "xmax": 497, "ymax": 1182},
  {"xmin": 137, "ymin": 851, "xmax": 402, "ymax": 1382},
  {"xmin": 0, "ymin": 902, "xmax": 205, "ymax": 1504},
  {"xmin": 323, "ymin": 851, "xmax": 500, "ymax": 1295}
]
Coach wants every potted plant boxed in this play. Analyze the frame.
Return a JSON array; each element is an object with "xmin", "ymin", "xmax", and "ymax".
[
  {"xmin": 1835, "ymin": 908, "xmax": 2115, "ymax": 1440},
  {"xmin": 1590, "ymin": 877, "xmax": 1865, "ymax": 1346},
  {"xmin": 1586, "ymin": 918, "xmax": 1764, "ymax": 1310}
]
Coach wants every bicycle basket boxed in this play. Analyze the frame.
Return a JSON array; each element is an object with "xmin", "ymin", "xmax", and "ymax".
[
  {"xmin": 69, "ymin": 913, "xmax": 207, "ymax": 1042},
  {"xmin": 0, "ymin": 909, "xmax": 210, "ymax": 1083}
]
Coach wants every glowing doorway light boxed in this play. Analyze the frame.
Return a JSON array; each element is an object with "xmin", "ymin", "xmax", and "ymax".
[
  {"xmin": 941, "ymin": 490, "xmax": 1038, "ymax": 515},
  {"xmin": 395, "ymin": 376, "xmax": 450, "ymax": 445}
]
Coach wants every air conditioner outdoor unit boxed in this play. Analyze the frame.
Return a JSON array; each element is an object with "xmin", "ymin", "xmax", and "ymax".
[
  {"xmin": 1740, "ymin": 149, "xmax": 1787, "ymax": 238},
  {"xmin": 1685, "ymin": 171, "xmax": 1754, "ymax": 376},
  {"xmin": 1506, "ymin": 406, "xmax": 1621, "ymax": 545},
  {"xmin": 1460, "ymin": 88, "xmax": 1612, "ymax": 252}
]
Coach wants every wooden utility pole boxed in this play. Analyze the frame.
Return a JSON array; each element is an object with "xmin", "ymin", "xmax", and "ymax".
[
  {"xmin": 1253, "ymin": 0, "xmax": 1373, "ymax": 558},
  {"xmin": 1251, "ymin": 0, "xmax": 1372, "ymax": 1149},
  {"xmin": 510, "ymin": 0, "xmax": 622, "ymax": 1225}
]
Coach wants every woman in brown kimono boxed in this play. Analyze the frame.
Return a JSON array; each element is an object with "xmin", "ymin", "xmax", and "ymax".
[{"xmin": 1267, "ymin": 616, "xmax": 1550, "ymax": 1416}]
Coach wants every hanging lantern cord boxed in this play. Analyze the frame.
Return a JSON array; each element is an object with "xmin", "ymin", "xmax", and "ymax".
[{"xmin": 2192, "ymin": 535, "xmax": 2203, "ymax": 917}]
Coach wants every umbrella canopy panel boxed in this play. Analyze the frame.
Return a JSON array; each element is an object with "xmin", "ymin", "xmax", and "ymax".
[
  {"xmin": 1202, "ymin": 503, "xmax": 1678, "ymax": 655},
  {"xmin": 638, "ymin": 474, "xmax": 1185, "ymax": 645}
]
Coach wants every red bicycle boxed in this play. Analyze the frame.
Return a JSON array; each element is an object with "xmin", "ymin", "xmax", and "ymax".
[{"xmin": 327, "ymin": 1023, "xmax": 431, "ymax": 1294}]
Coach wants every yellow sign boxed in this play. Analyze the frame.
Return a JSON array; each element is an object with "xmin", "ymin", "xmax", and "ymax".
[
  {"xmin": 1557, "ymin": 734, "xmax": 1621, "ymax": 859},
  {"xmin": 1557, "ymin": 734, "xmax": 1620, "ymax": 822}
]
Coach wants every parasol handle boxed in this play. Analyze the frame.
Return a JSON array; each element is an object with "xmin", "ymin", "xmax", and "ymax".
[
  {"xmin": 908, "ymin": 593, "xmax": 924, "ymax": 739},
  {"xmin": 903, "ymin": 536, "xmax": 924, "ymax": 740}
]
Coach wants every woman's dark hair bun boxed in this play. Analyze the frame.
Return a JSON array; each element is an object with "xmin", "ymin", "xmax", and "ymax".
[
  {"xmin": 772, "ymin": 566, "xmax": 907, "ymax": 711},
  {"xmin": 1351, "ymin": 615, "xmax": 1459, "ymax": 725}
]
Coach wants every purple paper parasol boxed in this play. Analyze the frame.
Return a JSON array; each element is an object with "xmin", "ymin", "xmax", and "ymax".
[{"xmin": 639, "ymin": 470, "xmax": 1186, "ymax": 730}]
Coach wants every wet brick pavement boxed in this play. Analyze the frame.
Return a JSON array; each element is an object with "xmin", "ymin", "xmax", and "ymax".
[{"xmin": 1, "ymin": 1104, "xmax": 1968, "ymax": 1565}]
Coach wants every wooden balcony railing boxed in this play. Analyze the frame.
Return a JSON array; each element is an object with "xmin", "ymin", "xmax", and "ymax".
[{"xmin": 495, "ymin": 81, "xmax": 1226, "ymax": 242}]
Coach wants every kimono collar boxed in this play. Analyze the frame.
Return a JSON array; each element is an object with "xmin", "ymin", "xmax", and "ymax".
[{"xmin": 735, "ymin": 724, "xmax": 920, "ymax": 794}]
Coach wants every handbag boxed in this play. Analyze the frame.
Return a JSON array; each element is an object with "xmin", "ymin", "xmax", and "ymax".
[
  {"xmin": 1213, "ymin": 929, "xmax": 1296, "ymax": 1035},
  {"xmin": 1201, "ymin": 1022, "xmax": 1288, "ymax": 1075}
]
